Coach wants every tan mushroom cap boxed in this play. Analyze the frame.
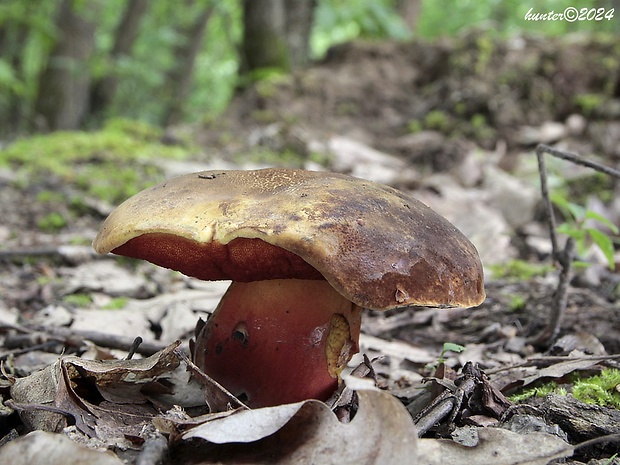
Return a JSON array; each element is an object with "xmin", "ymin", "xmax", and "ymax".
[{"xmin": 93, "ymin": 169, "xmax": 485, "ymax": 310}]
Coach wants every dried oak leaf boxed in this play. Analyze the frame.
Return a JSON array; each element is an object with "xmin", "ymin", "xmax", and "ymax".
[
  {"xmin": 174, "ymin": 383, "xmax": 417, "ymax": 464},
  {"xmin": 0, "ymin": 431, "xmax": 124, "ymax": 465},
  {"xmin": 10, "ymin": 342, "xmax": 209, "ymax": 446}
]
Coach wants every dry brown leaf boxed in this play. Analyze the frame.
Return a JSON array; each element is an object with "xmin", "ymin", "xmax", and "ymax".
[
  {"xmin": 177, "ymin": 385, "xmax": 417, "ymax": 464},
  {"xmin": 0, "ymin": 431, "xmax": 124, "ymax": 465},
  {"xmin": 10, "ymin": 342, "xmax": 211, "ymax": 444},
  {"xmin": 417, "ymin": 427, "xmax": 573, "ymax": 465},
  {"xmin": 493, "ymin": 355, "xmax": 616, "ymax": 393}
]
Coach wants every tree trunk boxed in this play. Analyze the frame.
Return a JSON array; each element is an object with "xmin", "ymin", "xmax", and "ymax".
[
  {"xmin": 397, "ymin": 0, "xmax": 422, "ymax": 35},
  {"xmin": 162, "ymin": 3, "xmax": 214, "ymax": 126},
  {"xmin": 0, "ymin": 14, "xmax": 30, "ymax": 132},
  {"xmin": 34, "ymin": 0, "xmax": 99, "ymax": 130},
  {"xmin": 89, "ymin": 0, "xmax": 150, "ymax": 119},
  {"xmin": 240, "ymin": 0, "xmax": 316, "ymax": 76},
  {"xmin": 240, "ymin": 0, "xmax": 286, "ymax": 73},
  {"xmin": 283, "ymin": 0, "xmax": 316, "ymax": 68}
]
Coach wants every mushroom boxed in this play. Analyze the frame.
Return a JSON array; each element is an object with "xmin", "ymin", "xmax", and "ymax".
[{"xmin": 93, "ymin": 168, "xmax": 485, "ymax": 408}]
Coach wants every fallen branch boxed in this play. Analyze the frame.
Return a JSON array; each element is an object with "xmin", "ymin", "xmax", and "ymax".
[{"xmin": 0, "ymin": 323, "xmax": 167, "ymax": 357}]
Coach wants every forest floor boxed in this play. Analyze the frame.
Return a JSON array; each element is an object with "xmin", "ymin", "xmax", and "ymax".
[{"xmin": 1, "ymin": 32, "xmax": 620, "ymax": 464}]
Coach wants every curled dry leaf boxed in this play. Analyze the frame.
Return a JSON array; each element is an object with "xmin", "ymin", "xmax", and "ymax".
[
  {"xmin": 0, "ymin": 431, "xmax": 124, "ymax": 465},
  {"xmin": 417, "ymin": 427, "xmax": 573, "ymax": 465},
  {"xmin": 175, "ymin": 385, "xmax": 417, "ymax": 464},
  {"xmin": 9, "ymin": 342, "xmax": 213, "ymax": 447}
]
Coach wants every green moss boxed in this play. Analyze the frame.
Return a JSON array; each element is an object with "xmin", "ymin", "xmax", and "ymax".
[
  {"xmin": 510, "ymin": 369, "xmax": 620, "ymax": 410},
  {"xmin": 0, "ymin": 118, "xmax": 192, "ymax": 204},
  {"xmin": 489, "ymin": 259, "xmax": 554, "ymax": 281},
  {"xmin": 62, "ymin": 293, "xmax": 93, "ymax": 308},
  {"xmin": 36, "ymin": 190, "xmax": 66, "ymax": 204},
  {"xmin": 574, "ymin": 93, "xmax": 604, "ymax": 116},
  {"xmin": 474, "ymin": 35, "xmax": 494, "ymax": 75},
  {"xmin": 407, "ymin": 119, "xmax": 423, "ymax": 133},
  {"xmin": 507, "ymin": 294, "xmax": 526, "ymax": 312},
  {"xmin": 573, "ymin": 369, "xmax": 620, "ymax": 409},
  {"xmin": 102, "ymin": 297, "xmax": 129, "ymax": 310},
  {"xmin": 423, "ymin": 110, "xmax": 451, "ymax": 132},
  {"xmin": 253, "ymin": 71, "xmax": 291, "ymax": 98},
  {"xmin": 510, "ymin": 381, "xmax": 567, "ymax": 402},
  {"xmin": 37, "ymin": 212, "xmax": 68, "ymax": 232}
]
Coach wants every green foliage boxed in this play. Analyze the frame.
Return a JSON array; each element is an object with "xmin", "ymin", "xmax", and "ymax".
[
  {"xmin": 0, "ymin": 118, "xmax": 192, "ymax": 204},
  {"xmin": 102, "ymin": 297, "xmax": 128, "ymax": 310},
  {"xmin": 2, "ymin": 0, "xmax": 618, "ymax": 129},
  {"xmin": 425, "ymin": 342, "xmax": 466, "ymax": 372},
  {"xmin": 63, "ymin": 293, "xmax": 93, "ymax": 308},
  {"xmin": 439, "ymin": 342, "xmax": 466, "ymax": 362},
  {"xmin": 416, "ymin": 0, "xmax": 618, "ymax": 39},
  {"xmin": 509, "ymin": 381, "xmax": 567, "ymax": 402},
  {"xmin": 510, "ymin": 369, "xmax": 620, "ymax": 409},
  {"xmin": 507, "ymin": 294, "xmax": 526, "ymax": 312},
  {"xmin": 551, "ymin": 192, "xmax": 618, "ymax": 270},
  {"xmin": 572, "ymin": 369, "xmax": 620, "ymax": 409},
  {"xmin": 423, "ymin": 110, "xmax": 451, "ymax": 132},
  {"xmin": 574, "ymin": 93, "xmax": 604, "ymax": 116},
  {"xmin": 37, "ymin": 212, "xmax": 67, "ymax": 232},
  {"xmin": 312, "ymin": 0, "xmax": 410, "ymax": 57},
  {"xmin": 489, "ymin": 259, "xmax": 554, "ymax": 281}
]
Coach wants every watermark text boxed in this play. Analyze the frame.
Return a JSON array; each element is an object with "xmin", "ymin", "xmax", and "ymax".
[{"xmin": 524, "ymin": 7, "xmax": 614, "ymax": 22}]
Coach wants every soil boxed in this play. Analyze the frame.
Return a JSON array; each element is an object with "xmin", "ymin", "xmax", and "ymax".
[{"xmin": 1, "ymin": 31, "xmax": 619, "ymax": 463}]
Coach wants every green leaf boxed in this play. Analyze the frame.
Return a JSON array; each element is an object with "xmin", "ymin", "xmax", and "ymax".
[
  {"xmin": 556, "ymin": 223, "xmax": 585, "ymax": 241},
  {"xmin": 566, "ymin": 202, "xmax": 586, "ymax": 222},
  {"xmin": 586, "ymin": 228, "xmax": 616, "ymax": 270},
  {"xmin": 442, "ymin": 342, "xmax": 465, "ymax": 354},
  {"xmin": 585, "ymin": 210, "xmax": 619, "ymax": 234},
  {"xmin": 572, "ymin": 260, "xmax": 592, "ymax": 269}
]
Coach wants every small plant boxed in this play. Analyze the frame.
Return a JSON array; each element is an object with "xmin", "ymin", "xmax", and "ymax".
[
  {"xmin": 533, "ymin": 144, "xmax": 620, "ymax": 346},
  {"xmin": 426, "ymin": 342, "xmax": 466, "ymax": 372},
  {"xmin": 551, "ymin": 192, "xmax": 618, "ymax": 270}
]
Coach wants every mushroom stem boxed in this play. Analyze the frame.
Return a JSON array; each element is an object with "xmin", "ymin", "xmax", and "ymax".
[{"xmin": 193, "ymin": 279, "xmax": 362, "ymax": 408}]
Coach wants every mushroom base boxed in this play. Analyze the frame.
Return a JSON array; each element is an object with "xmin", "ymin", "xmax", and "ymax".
[{"xmin": 192, "ymin": 279, "xmax": 362, "ymax": 408}]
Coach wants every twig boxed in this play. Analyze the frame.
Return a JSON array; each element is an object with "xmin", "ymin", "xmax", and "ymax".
[
  {"xmin": 537, "ymin": 144, "xmax": 620, "ymax": 179},
  {"xmin": 0, "ymin": 245, "xmax": 99, "ymax": 263},
  {"xmin": 529, "ymin": 238, "xmax": 575, "ymax": 347},
  {"xmin": 126, "ymin": 337, "xmax": 143, "ymax": 360},
  {"xmin": 485, "ymin": 353, "xmax": 620, "ymax": 375},
  {"xmin": 173, "ymin": 348, "xmax": 249, "ymax": 412},
  {"xmin": 136, "ymin": 430, "xmax": 169, "ymax": 465},
  {"xmin": 530, "ymin": 144, "xmax": 618, "ymax": 348},
  {"xmin": 0, "ymin": 323, "xmax": 167, "ymax": 356},
  {"xmin": 536, "ymin": 146, "xmax": 561, "ymax": 259},
  {"xmin": 573, "ymin": 433, "xmax": 620, "ymax": 451}
]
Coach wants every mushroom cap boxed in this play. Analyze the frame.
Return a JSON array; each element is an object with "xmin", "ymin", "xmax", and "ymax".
[{"xmin": 93, "ymin": 169, "xmax": 485, "ymax": 310}]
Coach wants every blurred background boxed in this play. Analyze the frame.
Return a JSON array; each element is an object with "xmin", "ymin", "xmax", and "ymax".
[{"xmin": 1, "ymin": 0, "xmax": 618, "ymax": 134}]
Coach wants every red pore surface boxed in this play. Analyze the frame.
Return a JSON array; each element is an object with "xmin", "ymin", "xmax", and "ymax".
[
  {"xmin": 113, "ymin": 234, "xmax": 323, "ymax": 282},
  {"xmin": 193, "ymin": 279, "xmax": 361, "ymax": 408}
]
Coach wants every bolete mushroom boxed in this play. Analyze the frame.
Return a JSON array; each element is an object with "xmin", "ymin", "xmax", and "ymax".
[{"xmin": 93, "ymin": 168, "xmax": 485, "ymax": 408}]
